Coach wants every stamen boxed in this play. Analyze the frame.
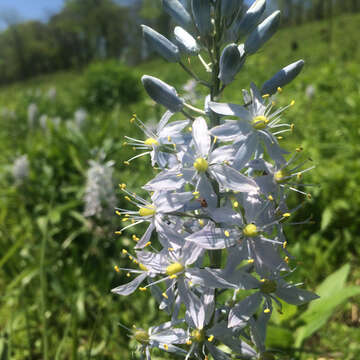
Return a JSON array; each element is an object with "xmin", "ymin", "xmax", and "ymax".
[{"xmin": 207, "ymin": 335, "xmax": 214, "ymax": 342}]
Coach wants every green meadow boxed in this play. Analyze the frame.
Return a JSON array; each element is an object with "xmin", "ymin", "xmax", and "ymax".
[{"xmin": 1, "ymin": 13, "xmax": 359, "ymax": 359}]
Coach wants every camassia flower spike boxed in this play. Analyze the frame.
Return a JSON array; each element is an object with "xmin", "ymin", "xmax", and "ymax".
[{"xmin": 112, "ymin": 1, "xmax": 318, "ymax": 359}]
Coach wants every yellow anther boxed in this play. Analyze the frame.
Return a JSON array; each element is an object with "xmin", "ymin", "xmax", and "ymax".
[
  {"xmin": 164, "ymin": 344, "xmax": 169, "ymax": 350},
  {"xmin": 169, "ymin": 274, "xmax": 178, "ymax": 279},
  {"xmin": 188, "ymin": 126, "xmax": 192, "ymax": 132},
  {"xmin": 277, "ymin": 136, "xmax": 283, "ymax": 140},
  {"xmin": 122, "ymin": 141, "xmax": 128, "ymax": 146},
  {"xmin": 130, "ymin": 117, "xmax": 135, "ymax": 124},
  {"xmin": 162, "ymin": 292, "xmax": 169, "ymax": 299},
  {"xmin": 268, "ymin": 195, "xmax": 274, "ymax": 201},
  {"xmin": 192, "ymin": 191, "xmax": 200, "ymax": 195},
  {"xmin": 224, "ymin": 230, "xmax": 230, "ymax": 237},
  {"xmin": 139, "ymin": 206, "xmax": 156, "ymax": 217},
  {"xmin": 213, "ymin": 136, "xmax": 218, "ymax": 144},
  {"xmin": 131, "ymin": 219, "xmax": 135, "ymax": 224},
  {"xmin": 144, "ymin": 241, "xmax": 152, "ymax": 247},
  {"xmin": 115, "ymin": 210, "xmax": 121, "ymax": 216},
  {"xmin": 123, "ymin": 161, "xmax": 130, "ymax": 165},
  {"xmin": 144, "ymin": 138, "xmax": 159, "ymax": 146},
  {"xmin": 252, "ymin": 115, "xmax": 269, "ymax": 130},
  {"xmin": 122, "ymin": 249, "xmax": 128, "ymax": 255},
  {"xmin": 247, "ymin": 259, "xmax": 254, "ymax": 264},
  {"xmin": 133, "ymin": 259, "xmax": 138, "ymax": 264},
  {"xmin": 177, "ymin": 173, "xmax": 183, "ymax": 177},
  {"xmin": 124, "ymin": 196, "xmax": 131, "ymax": 201},
  {"xmin": 166, "ymin": 262, "xmax": 184, "ymax": 276},
  {"xmin": 296, "ymin": 173, "xmax": 302, "ymax": 181},
  {"xmin": 188, "ymin": 280, "xmax": 193, "ymax": 287},
  {"xmin": 282, "ymin": 212, "xmax": 291, "ymax": 218},
  {"xmin": 132, "ymin": 147, "xmax": 136, "ymax": 151},
  {"xmin": 277, "ymin": 87, "xmax": 283, "ymax": 93},
  {"xmin": 208, "ymin": 335, "xmax": 214, "ymax": 342},
  {"xmin": 198, "ymin": 219, "xmax": 204, "ymax": 226},
  {"xmin": 296, "ymin": 146, "xmax": 303, "ymax": 152},
  {"xmin": 115, "ymin": 231, "xmax": 122, "ymax": 235},
  {"xmin": 283, "ymin": 241, "xmax": 287, "ymax": 249},
  {"xmin": 126, "ymin": 272, "xmax": 131, "ymax": 277},
  {"xmin": 132, "ymin": 234, "xmax": 139, "ymax": 241},
  {"xmin": 193, "ymin": 157, "xmax": 208, "ymax": 172},
  {"xmin": 262, "ymin": 94, "xmax": 270, "ymax": 98},
  {"xmin": 119, "ymin": 183, "xmax": 126, "ymax": 190},
  {"xmin": 122, "ymin": 217, "xmax": 129, "ymax": 222},
  {"xmin": 173, "ymin": 143, "xmax": 176, "ymax": 149},
  {"xmin": 139, "ymin": 263, "xmax": 148, "ymax": 271},
  {"xmin": 167, "ymin": 135, "xmax": 171, "ymax": 142},
  {"xmin": 129, "ymin": 256, "xmax": 133, "ymax": 260},
  {"xmin": 307, "ymin": 193, "xmax": 312, "ymax": 200},
  {"xmin": 290, "ymin": 100, "xmax": 295, "ymax": 106},
  {"xmin": 264, "ymin": 308, "xmax": 271, "ymax": 314},
  {"xmin": 243, "ymin": 224, "xmax": 258, "ymax": 237},
  {"xmin": 139, "ymin": 287, "xmax": 147, "ymax": 292},
  {"xmin": 233, "ymin": 201, "xmax": 239, "ymax": 208},
  {"xmin": 272, "ymin": 101, "xmax": 276, "ymax": 106},
  {"xmin": 114, "ymin": 265, "xmax": 120, "ymax": 273},
  {"xmin": 223, "ymin": 160, "xmax": 230, "ymax": 165},
  {"xmin": 290, "ymin": 124, "xmax": 295, "ymax": 131},
  {"xmin": 284, "ymin": 256, "xmax": 289, "ymax": 263},
  {"xmin": 260, "ymin": 278, "xmax": 266, "ymax": 282},
  {"xmin": 168, "ymin": 247, "xmax": 174, "ymax": 251},
  {"xmin": 186, "ymin": 340, "xmax": 192, "ymax": 345}
]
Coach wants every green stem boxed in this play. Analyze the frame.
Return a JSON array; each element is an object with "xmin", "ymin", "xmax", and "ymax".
[{"xmin": 40, "ymin": 219, "xmax": 49, "ymax": 360}]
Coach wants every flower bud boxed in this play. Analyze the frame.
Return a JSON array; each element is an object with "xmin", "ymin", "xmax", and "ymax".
[
  {"xmin": 230, "ymin": 0, "xmax": 266, "ymax": 41},
  {"xmin": 219, "ymin": 43, "xmax": 246, "ymax": 85},
  {"xmin": 261, "ymin": 59, "xmax": 305, "ymax": 95},
  {"xmin": 163, "ymin": 0, "xmax": 192, "ymax": 29},
  {"xmin": 245, "ymin": 10, "xmax": 281, "ymax": 55},
  {"xmin": 174, "ymin": 26, "xmax": 200, "ymax": 55},
  {"xmin": 221, "ymin": 0, "xmax": 243, "ymax": 27},
  {"xmin": 142, "ymin": 25, "xmax": 180, "ymax": 63},
  {"xmin": 191, "ymin": 0, "xmax": 212, "ymax": 40},
  {"xmin": 141, "ymin": 75, "xmax": 184, "ymax": 112}
]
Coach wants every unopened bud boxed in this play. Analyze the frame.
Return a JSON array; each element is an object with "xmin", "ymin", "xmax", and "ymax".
[{"xmin": 142, "ymin": 75, "xmax": 184, "ymax": 112}]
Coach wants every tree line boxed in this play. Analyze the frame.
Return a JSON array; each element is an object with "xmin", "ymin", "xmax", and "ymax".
[{"xmin": 0, "ymin": 0, "xmax": 358, "ymax": 85}]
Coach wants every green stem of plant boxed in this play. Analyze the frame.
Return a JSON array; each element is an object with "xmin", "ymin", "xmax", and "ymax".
[{"xmin": 40, "ymin": 220, "xmax": 49, "ymax": 360}]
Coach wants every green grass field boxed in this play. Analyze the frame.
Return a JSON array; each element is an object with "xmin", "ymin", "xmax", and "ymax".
[{"xmin": 0, "ymin": 13, "xmax": 359, "ymax": 360}]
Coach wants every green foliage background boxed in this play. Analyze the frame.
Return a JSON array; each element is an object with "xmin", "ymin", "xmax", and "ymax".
[{"xmin": 0, "ymin": 12, "xmax": 360, "ymax": 360}]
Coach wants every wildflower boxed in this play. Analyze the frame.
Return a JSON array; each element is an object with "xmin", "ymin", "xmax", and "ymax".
[
  {"xmin": 115, "ymin": 187, "xmax": 193, "ymax": 248},
  {"xmin": 209, "ymin": 82, "xmax": 295, "ymax": 167},
  {"xmin": 83, "ymin": 159, "xmax": 116, "ymax": 219},
  {"xmin": 124, "ymin": 111, "xmax": 189, "ymax": 168},
  {"xmin": 12, "ymin": 155, "xmax": 29, "ymax": 185},
  {"xmin": 119, "ymin": 321, "xmax": 188, "ymax": 359}
]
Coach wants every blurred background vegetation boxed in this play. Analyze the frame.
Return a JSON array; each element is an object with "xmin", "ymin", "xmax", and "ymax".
[{"xmin": 0, "ymin": 0, "xmax": 359, "ymax": 359}]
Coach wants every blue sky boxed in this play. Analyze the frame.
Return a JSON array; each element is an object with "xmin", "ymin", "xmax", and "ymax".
[{"xmin": 0, "ymin": 0, "xmax": 65, "ymax": 29}]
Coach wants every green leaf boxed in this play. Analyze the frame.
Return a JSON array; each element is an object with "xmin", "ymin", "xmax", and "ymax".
[
  {"xmin": 266, "ymin": 325, "xmax": 294, "ymax": 349},
  {"xmin": 271, "ymin": 299, "xmax": 298, "ymax": 325},
  {"xmin": 295, "ymin": 263, "xmax": 360, "ymax": 346},
  {"xmin": 321, "ymin": 207, "xmax": 333, "ymax": 231}
]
